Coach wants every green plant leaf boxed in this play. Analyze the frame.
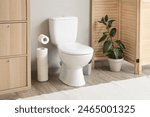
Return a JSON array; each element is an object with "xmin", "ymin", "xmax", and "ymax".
[
  {"xmin": 112, "ymin": 48, "xmax": 124, "ymax": 59},
  {"xmin": 107, "ymin": 20, "xmax": 115, "ymax": 28},
  {"xmin": 118, "ymin": 48, "xmax": 124, "ymax": 59},
  {"xmin": 107, "ymin": 50, "xmax": 115, "ymax": 59},
  {"xmin": 113, "ymin": 48, "xmax": 119, "ymax": 59},
  {"xmin": 98, "ymin": 17, "xmax": 103, "ymax": 23},
  {"xmin": 98, "ymin": 34, "xmax": 107, "ymax": 43},
  {"xmin": 98, "ymin": 17, "xmax": 104, "ymax": 23},
  {"xmin": 105, "ymin": 15, "xmax": 108, "ymax": 22},
  {"xmin": 102, "ymin": 17, "xmax": 107, "ymax": 25},
  {"xmin": 110, "ymin": 28, "xmax": 117, "ymax": 37},
  {"xmin": 98, "ymin": 21, "xmax": 102, "ymax": 23},
  {"xmin": 115, "ymin": 40, "xmax": 126, "ymax": 50},
  {"xmin": 103, "ymin": 40, "xmax": 112, "ymax": 54},
  {"xmin": 109, "ymin": 20, "xmax": 115, "ymax": 24}
]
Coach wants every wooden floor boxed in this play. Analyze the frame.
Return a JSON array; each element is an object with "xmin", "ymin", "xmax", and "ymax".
[{"xmin": 0, "ymin": 61, "xmax": 150, "ymax": 100}]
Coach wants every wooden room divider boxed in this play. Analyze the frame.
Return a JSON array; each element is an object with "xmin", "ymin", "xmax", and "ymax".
[{"xmin": 91, "ymin": 0, "xmax": 150, "ymax": 74}]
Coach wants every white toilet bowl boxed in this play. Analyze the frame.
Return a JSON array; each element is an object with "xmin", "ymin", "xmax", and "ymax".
[
  {"xmin": 58, "ymin": 42, "xmax": 93, "ymax": 86},
  {"xmin": 49, "ymin": 16, "xmax": 93, "ymax": 87}
]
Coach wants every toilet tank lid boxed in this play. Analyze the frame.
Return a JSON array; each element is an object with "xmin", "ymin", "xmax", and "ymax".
[{"xmin": 49, "ymin": 16, "xmax": 78, "ymax": 21}]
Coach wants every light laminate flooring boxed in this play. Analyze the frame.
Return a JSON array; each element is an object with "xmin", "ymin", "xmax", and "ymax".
[{"xmin": 0, "ymin": 61, "xmax": 150, "ymax": 100}]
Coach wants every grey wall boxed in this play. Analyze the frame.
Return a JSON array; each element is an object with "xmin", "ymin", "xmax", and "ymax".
[{"xmin": 30, "ymin": 0, "xmax": 90, "ymax": 72}]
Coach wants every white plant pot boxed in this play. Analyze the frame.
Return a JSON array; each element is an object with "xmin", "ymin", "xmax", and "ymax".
[{"xmin": 108, "ymin": 58, "xmax": 123, "ymax": 72}]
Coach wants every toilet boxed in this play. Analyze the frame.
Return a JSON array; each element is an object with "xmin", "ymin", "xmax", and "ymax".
[{"xmin": 49, "ymin": 17, "xmax": 93, "ymax": 87}]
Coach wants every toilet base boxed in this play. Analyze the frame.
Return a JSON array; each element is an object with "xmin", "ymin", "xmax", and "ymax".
[{"xmin": 59, "ymin": 64, "xmax": 85, "ymax": 87}]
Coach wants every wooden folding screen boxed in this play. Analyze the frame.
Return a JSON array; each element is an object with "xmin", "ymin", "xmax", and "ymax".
[
  {"xmin": 120, "ymin": 0, "xmax": 140, "ymax": 74},
  {"xmin": 91, "ymin": 0, "xmax": 150, "ymax": 74},
  {"xmin": 140, "ymin": 1, "xmax": 150, "ymax": 67}
]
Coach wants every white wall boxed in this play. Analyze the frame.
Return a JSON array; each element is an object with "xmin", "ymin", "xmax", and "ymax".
[{"xmin": 30, "ymin": 0, "xmax": 90, "ymax": 71}]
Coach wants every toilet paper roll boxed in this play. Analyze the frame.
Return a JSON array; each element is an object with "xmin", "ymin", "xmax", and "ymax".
[
  {"xmin": 37, "ymin": 47, "xmax": 48, "ymax": 82},
  {"xmin": 38, "ymin": 34, "xmax": 49, "ymax": 44}
]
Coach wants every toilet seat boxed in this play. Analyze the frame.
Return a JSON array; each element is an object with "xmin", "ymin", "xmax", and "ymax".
[{"xmin": 59, "ymin": 42, "xmax": 93, "ymax": 55}]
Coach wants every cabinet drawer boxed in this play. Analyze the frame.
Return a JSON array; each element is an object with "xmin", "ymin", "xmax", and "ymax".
[
  {"xmin": 0, "ymin": 23, "xmax": 26, "ymax": 56},
  {"xmin": 0, "ymin": 0, "xmax": 27, "ymax": 21},
  {"xmin": 0, "ymin": 57, "xmax": 27, "ymax": 91}
]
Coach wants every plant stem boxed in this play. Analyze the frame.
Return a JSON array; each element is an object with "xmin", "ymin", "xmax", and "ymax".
[
  {"xmin": 111, "ymin": 37, "xmax": 115, "ymax": 49},
  {"xmin": 107, "ymin": 25, "xmax": 114, "ymax": 49},
  {"xmin": 106, "ymin": 25, "xmax": 109, "ymax": 40}
]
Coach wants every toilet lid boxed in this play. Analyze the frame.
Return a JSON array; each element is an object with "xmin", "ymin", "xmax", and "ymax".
[{"xmin": 59, "ymin": 42, "xmax": 93, "ymax": 55}]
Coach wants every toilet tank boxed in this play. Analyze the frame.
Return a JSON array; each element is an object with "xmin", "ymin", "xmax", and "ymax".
[{"xmin": 49, "ymin": 17, "xmax": 78, "ymax": 46}]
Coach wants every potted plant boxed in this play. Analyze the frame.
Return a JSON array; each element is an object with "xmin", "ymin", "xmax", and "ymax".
[{"xmin": 98, "ymin": 15, "xmax": 125, "ymax": 72}]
